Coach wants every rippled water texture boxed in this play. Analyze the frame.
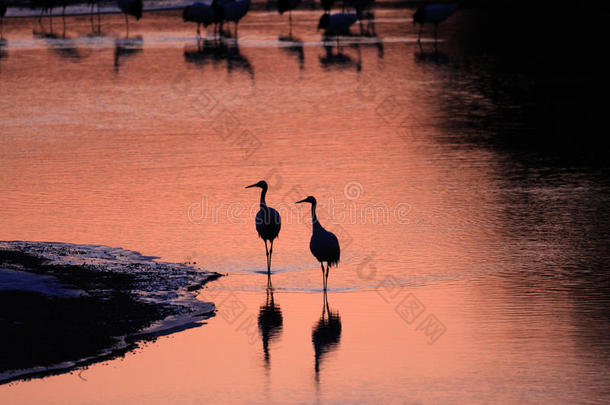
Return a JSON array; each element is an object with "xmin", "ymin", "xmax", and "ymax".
[{"xmin": 0, "ymin": 5, "xmax": 607, "ymax": 404}]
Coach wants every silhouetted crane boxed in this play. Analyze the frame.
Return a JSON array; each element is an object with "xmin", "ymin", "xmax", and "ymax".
[
  {"xmin": 183, "ymin": 1, "xmax": 220, "ymax": 37},
  {"xmin": 217, "ymin": 0, "xmax": 250, "ymax": 38},
  {"xmin": 413, "ymin": 3, "xmax": 457, "ymax": 43},
  {"xmin": 317, "ymin": 12, "xmax": 357, "ymax": 36},
  {"xmin": 246, "ymin": 180, "xmax": 281, "ymax": 274},
  {"xmin": 277, "ymin": 0, "xmax": 300, "ymax": 38},
  {"xmin": 296, "ymin": 196, "xmax": 340, "ymax": 290},
  {"xmin": 320, "ymin": 0, "xmax": 333, "ymax": 14},
  {"xmin": 117, "ymin": 0, "xmax": 142, "ymax": 38}
]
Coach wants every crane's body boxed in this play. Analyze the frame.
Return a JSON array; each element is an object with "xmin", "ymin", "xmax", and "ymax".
[
  {"xmin": 296, "ymin": 196, "xmax": 340, "ymax": 290},
  {"xmin": 317, "ymin": 12, "xmax": 358, "ymax": 36},
  {"xmin": 183, "ymin": 2, "xmax": 220, "ymax": 35},
  {"xmin": 217, "ymin": 0, "xmax": 250, "ymax": 37},
  {"xmin": 247, "ymin": 180, "xmax": 281, "ymax": 273},
  {"xmin": 413, "ymin": 3, "xmax": 457, "ymax": 42}
]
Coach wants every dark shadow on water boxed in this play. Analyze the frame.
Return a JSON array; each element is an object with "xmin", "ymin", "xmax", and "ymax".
[
  {"xmin": 279, "ymin": 35, "xmax": 304, "ymax": 71},
  {"xmin": 114, "ymin": 36, "xmax": 143, "ymax": 73},
  {"xmin": 415, "ymin": 3, "xmax": 597, "ymax": 166},
  {"xmin": 312, "ymin": 290, "xmax": 341, "ymax": 382},
  {"xmin": 45, "ymin": 36, "xmax": 92, "ymax": 62},
  {"xmin": 414, "ymin": 42, "xmax": 452, "ymax": 67},
  {"xmin": 0, "ymin": 39, "xmax": 7, "ymax": 66},
  {"xmin": 184, "ymin": 38, "xmax": 254, "ymax": 81},
  {"xmin": 258, "ymin": 274, "xmax": 283, "ymax": 370}
]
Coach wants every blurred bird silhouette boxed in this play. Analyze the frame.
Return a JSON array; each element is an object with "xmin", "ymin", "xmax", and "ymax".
[
  {"xmin": 296, "ymin": 196, "xmax": 340, "ymax": 290},
  {"xmin": 0, "ymin": 1, "xmax": 6, "ymax": 40},
  {"xmin": 413, "ymin": 3, "xmax": 457, "ymax": 43},
  {"xmin": 217, "ymin": 0, "xmax": 250, "ymax": 38},
  {"xmin": 277, "ymin": 0, "xmax": 300, "ymax": 38},
  {"xmin": 183, "ymin": 1, "xmax": 222, "ymax": 38},
  {"xmin": 312, "ymin": 290, "xmax": 341, "ymax": 378},
  {"xmin": 247, "ymin": 181, "xmax": 281, "ymax": 274},
  {"xmin": 320, "ymin": 0, "xmax": 334, "ymax": 14},
  {"xmin": 117, "ymin": 0, "xmax": 142, "ymax": 38},
  {"xmin": 317, "ymin": 12, "xmax": 357, "ymax": 36}
]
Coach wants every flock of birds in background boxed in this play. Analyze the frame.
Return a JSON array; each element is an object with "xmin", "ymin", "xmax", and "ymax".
[{"xmin": 0, "ymin": 0, "xmax": 458, "ymax": 42}]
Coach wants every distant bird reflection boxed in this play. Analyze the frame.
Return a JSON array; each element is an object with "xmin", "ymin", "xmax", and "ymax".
[
  {"xmin": 184, "ymin": 39, "xmax": 254, "ymax": 80},
  {"xmin": 319, "ymin": 42, "xmax": 361, "ymax": 71},
  {"xmin": 312, "ymin": 290, "xmax": 341, "ymax": 379},
  {"xmin": 114, "ymin": 36, "xmax": 143, "ymax": 73},
  {"xmin": 0, "ymin": 40, "xmax": 7, "ymax": 66},
  {"xmin": 414, "ymin": 41, "xmax": 451, "ymax": 66},
  {"xmin": 46, "ymin": 36, "xmax": 90, "ymax": 61},
  {"xmin": 278, "ymin": 35, "xmax": 304, "ymax": 70},
  {"xmin": 258, "ymin": 274, "xmax": 283, "ymax": 369}
]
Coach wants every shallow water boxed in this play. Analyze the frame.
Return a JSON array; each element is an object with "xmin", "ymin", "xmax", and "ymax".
[{"xmin": 1, "ymin": 7, "xmax": 609, "ymax": 404}]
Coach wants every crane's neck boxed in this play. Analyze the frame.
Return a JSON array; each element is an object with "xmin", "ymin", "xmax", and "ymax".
[
  {"xmin": 259, "ymin": 187, "xmax": 268, "ymax": 208},
  {"xmin": 311, "ymin": 202, "xmax": 321, "ymax": 229}
]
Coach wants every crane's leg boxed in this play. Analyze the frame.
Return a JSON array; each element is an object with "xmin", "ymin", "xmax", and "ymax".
[
  {"xmin": 235, "ymin": 22, "xmax": 238, "ymax": 39},
  {"xmin": 289, "ymin": 10, "xmax": 292, "ymax": 39},
  {"xmin": 325, "ymin": 263, "xmax": 329, "ymax": 290},
  {"xmin": 321, "ymin": 263, "xmax": 326, "ymax": 290},
  {"xmin": 39, "ymin": 8, "xmax": 44, "ymax": 30},
  {"xmin": 125, "ymin": 14, "xmax": 129, "ymax": 38},
  {"xmin": 268, "ymin": 240, "xmax": 274, "ymax": 273},
  {"xmin": 62, "ymin": 6, "xmax": 66, "ymax": 38},
  {"xmin": 197, "ymin": 22, "xmax": 201, "ymax": 37},
  {"xmin": 90, "ymin": 2, "xmax": 95, "ymax": 31},
  {"xmin": 264, "ymin": 240, "xmax": 270, "ymax": 274},
  {"xmin": 434, "ymin": 24, "xmax": 438, "ymax": 43},
  {"xmin": 49, "ymin": 9, "xmax": 53, "ymax": 34}
]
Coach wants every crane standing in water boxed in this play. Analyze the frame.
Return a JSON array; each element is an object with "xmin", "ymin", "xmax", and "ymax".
[
  {"xmin": 296, "ymin": 196, "xmax": 340, "ymax": 290},
  {"xmin": 413, "ymin": 3, "xmax": 458, "ymax": 43},
  {"xmin": 246, "ymin": 181, "xmax": 282, "ymax": 274},
  {"xmin": 217, "ymin": 0, "xmax": 250, "ymax": 38},
  {"xmin": 183, "ymin": 1, "xmax": 222, "ymax": 37},
  {"xmin": 277, "ymin": 0, "xmax": 300, "ymax": 39}
]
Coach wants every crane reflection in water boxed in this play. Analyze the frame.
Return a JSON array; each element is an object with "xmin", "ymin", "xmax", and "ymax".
[
  {"xmin": 312, "ymin": 290, "xmax": 342, "ymax": 381},
  {"xmin": 258, "ymin": 274, "xmax": 283, "ymax": 370}
]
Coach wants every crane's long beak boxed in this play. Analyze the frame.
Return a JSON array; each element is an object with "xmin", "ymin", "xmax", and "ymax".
[
  {"xmin": 295, "ymin": 198, "xmax": 307, "ymax": 204},
  {"xmin": 245, "ymin": 183, "xmax": 257, "ymax": 189}
]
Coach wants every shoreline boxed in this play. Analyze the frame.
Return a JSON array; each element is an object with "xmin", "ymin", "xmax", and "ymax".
[{"xmin": 0, "ymin": 241, "xmax": 222, "ymax": 385}]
